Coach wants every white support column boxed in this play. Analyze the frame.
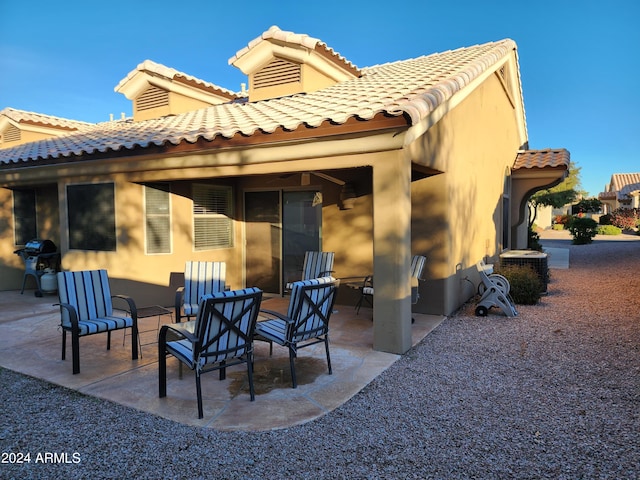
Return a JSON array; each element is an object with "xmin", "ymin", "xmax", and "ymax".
[{"xmin": 372, "ymin": 153, "xmax": 412, "ymax": 354}]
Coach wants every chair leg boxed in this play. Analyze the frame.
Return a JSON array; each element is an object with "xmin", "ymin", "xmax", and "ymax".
[
  {"xmin": 195, "ymin": 371, "xmax": 204, "ymax": 419},
  {"xmin": 158, "ymin": 341, "xmax": 167, "ymax": 398},
  {"xmin": 324, "ymin": 336, "xmax": 332, "ymax": 375},
  {"xmin": 131, "ymin": 324, "xmax": 139, "ymax": 360},
  {"xmin": 247, "ymin": 353, "xmax": 255, "ymax": 401},
  {"xmin": 61, "ymin": 331, "xmax": 66, "ymax": 360},
  {"xmin": 289, "ymin": 348, "xmax": 297, "ymax": 388},
  {"xmin": 71, "ymin": 331, "xmax": 80, "ymax": 375},
  {"xmin": 106, "ymin": 331, "xmax": 111, "ymax": 351},
  {"xmin": 219, "ymin": 361, "xmax": 226, "ymax": 381}
]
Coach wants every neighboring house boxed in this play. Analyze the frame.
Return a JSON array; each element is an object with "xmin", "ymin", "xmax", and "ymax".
[
  {"xmin": 0, "ymin": 26, "xmax": 569, "ymax": 355},
  {"xmin": 598, "ymin": 173, "xmax": 640, "ymax": 213}
]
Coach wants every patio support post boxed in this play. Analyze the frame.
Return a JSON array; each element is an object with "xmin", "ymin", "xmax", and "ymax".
[{"xmin": 372, "ymin": 153, "xmax": 412, "ymax": 354}]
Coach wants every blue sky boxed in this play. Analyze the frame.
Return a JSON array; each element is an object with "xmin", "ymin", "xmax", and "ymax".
[{"xmin": 0, "ymin": 0, "xmax": 638, "ymax": 197}]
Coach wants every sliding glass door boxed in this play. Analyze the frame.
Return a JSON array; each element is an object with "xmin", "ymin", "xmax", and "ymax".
[{"xmin": 244, "ymin": 190, "xmax": 321, "ymax": 294}]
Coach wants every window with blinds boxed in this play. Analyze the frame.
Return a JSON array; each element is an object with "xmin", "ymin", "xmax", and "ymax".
[
  {"xmin": 145, "ymin": 183, "xmax": 171, "ymax": 254},
  {"xmin": 67, "ymin": 183, "xmax": 116, "ymax": 251},
  {"xmin": 193, "ymin": 184, "xmax": 233, "ymax": 250},
  {"xmin": 13, "ymin": 189, "xmax": 37, "ymax": 245}
]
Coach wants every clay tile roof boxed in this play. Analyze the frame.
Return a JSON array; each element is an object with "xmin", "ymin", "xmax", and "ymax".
[
  {"xmin": 0, "ymin": 107, "xmax": 93, "ymax": 131},
  {"xmin": 229, "ymin": 25, "xmax": 361, "ymax": 77},
  {"xmin": 0, "ymin": 38, "xmax": 519, "ymax": 165},
  {"xmin": 513, "ymin": 149, "xmax": 570, "ymax": 170},
  {"xmin": 114, "ymin": 60, "xmax": 242, "ymax": 99},
  {"xmin": 599, "ymin": 173, "xmax": 640, "ymax": 200}
]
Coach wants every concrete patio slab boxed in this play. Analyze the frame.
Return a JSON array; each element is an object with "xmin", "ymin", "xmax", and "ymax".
[{"xmin": 0, "ymin": 290, "xmax": 444, "ymax": 431}]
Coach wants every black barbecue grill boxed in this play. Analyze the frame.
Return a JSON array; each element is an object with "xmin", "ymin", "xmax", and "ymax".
[{"xmin": 14, "ymin": 239, "xmax": 60, "ymax": 297}]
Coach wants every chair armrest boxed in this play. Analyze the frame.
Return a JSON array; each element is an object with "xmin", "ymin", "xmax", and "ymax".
[
  {"xmin": 112, "ymin": 294, "xmax": 137, "ymax": 322},
  {"xmin": 54, "ymin": 302, "xmax": 79, "ymax": 330},
  {"xmin": 174, "ymin": 286, "xmax": 184, "ymax": 322},
  {"xmin": 159, "ymin": 323, "xmax": 198, "ymax": 343},
  {"xmin": 259, "ymin": 309, "xmax": 294, "ymax": 324}
]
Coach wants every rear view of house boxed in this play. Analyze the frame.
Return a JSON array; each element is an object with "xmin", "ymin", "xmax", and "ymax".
[{"xmin": 0, "ymin": 26, "xmax": 569, "ymax": 354}]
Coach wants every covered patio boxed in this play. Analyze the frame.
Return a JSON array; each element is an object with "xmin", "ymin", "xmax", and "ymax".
[{"xmin": 0, "ymin": 289, "xmax": 444, "ymax": 431}]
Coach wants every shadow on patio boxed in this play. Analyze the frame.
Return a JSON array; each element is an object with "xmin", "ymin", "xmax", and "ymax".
[{"xmin": 0, "ymin": 290, "xmax": 444, "ymax": 431}]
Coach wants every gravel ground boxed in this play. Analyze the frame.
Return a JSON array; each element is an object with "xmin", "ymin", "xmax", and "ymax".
[{"xmin": 2, "ymin": 234, "xmax": 639, "ymax": 479}]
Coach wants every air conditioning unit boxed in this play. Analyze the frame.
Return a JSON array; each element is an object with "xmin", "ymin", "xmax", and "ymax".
[{"xmin": 499, "ymin": 250, "xmax": 549, "ymax": 292}]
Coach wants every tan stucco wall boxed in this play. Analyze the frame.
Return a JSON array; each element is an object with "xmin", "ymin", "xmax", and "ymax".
[
  {"xmin": 409, "ymin": 71, "xmax": 523, "ymax": 315},
  {"xmin": 50, "ymin": 176, "xmax": 242, "ymax": 306}
]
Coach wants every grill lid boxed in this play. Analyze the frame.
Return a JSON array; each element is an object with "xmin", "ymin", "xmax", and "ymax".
[{"xmin": 24, "ymin": 239, "xmax": 57, "ymax": 254}]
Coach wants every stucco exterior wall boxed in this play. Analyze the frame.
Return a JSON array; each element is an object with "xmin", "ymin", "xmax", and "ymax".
[{"xmin": 410, "ymin": 71, "xmax": 523, "ymax": 315}]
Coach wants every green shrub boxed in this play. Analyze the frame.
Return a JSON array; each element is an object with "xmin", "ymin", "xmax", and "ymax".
[
  {"xmin": 495, "ymin": 264, "xmax": 543, "ymax": 305},
  {"xmin": 597, "ymin": 225, "xmax": 622, "ymax": 235},
  {"xmin": 568, "ymin": 217, "xmax": 598, "ymax": 244},
  {"xmin": 552, "ymin": 223, "xmax": 564, "ymax": 230},
  {"xmin": 527, "ymin": 226, "xmax": 543, "ymax": 251}
]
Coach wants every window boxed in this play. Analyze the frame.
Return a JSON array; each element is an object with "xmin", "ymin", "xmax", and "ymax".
[
  {"xmin": 145, "ymin": 183, "xmax": 171, "ymax": 254},
  {"xmin": 13, "ymin": 189, "xmax": 37, "ymax": 245},
  {"xmin": 193, "ymin": 184, "xmax": 233, "ymax": 250},
  {"xmin": 67, "ymin": 183, "xmax": 116, "ymax": 251}
]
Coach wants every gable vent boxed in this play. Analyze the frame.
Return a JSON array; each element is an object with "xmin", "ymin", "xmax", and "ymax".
[
  {"xmin": 135, "ymin": 85, "xmax": 169, "ymax": 111},
  {"xmin": 253, "ymin": 59, "xmax": 301, "ymax": 89},
  {"xmin": 3, "ymin": 124, "xmax": 21, "ymax": 143}
]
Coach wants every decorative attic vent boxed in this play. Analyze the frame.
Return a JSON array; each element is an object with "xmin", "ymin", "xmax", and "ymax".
[
  {"xmin": 135, "ymin": 85, "xmax": 169, "ymax": 111},
  {"xmin": 497, "ymin": 63, "xmax": 515, "ymax": 107},
  {"xmin": 3, "ymin": 124, "xmax": 21, "ymax": 143},
  {"xmin": 253, "ymin": 59, "xmax": 301, "ymax": 89}
]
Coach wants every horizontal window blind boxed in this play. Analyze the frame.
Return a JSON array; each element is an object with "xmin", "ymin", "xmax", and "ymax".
[
  {"xmin": 145, "ymin": 183, "xmax": 171, "ymax": 254},
  {"xmin": 193, "ymin": 184, "xmax": 233, "ymax": 250}
]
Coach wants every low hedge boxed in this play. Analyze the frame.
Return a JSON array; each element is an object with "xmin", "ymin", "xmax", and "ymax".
[
  {"xmin": 495, "ymin": 264, "xmax": 544, "ymax": 305},
  {"xmin": 597, "ymin": 225, "xmax": 622, "ymax": 235}
]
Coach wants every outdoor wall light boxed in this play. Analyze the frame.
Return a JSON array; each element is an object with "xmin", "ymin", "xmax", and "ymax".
[{"xmin": 339, "ymin": 182, "xmax": 356, "ymax": 210}]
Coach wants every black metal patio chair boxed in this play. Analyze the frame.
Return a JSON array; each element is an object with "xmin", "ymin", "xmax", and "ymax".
[
  {"xmin": 255, "ymin": 277, "xmax": 339, "ymax": 388},
  {"xmin": 159, "ymin": 287, "xmax": 263, "ymax": 419}
]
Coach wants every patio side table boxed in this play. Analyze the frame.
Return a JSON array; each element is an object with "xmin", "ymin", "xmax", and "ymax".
[{"xmin": 122, "ymin": 305, "xmax": 173, "ymax": 357}]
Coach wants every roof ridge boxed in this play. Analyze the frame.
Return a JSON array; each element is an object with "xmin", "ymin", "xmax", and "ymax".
[
  {"xmin": 228, "ymin": 25, "xmax": 360, "ymax": 74},
  {"xmin": 363, "ymin": 39, "xmax": 516, "ymax": 73},
  {"xmin": 114, "ymin": 59, "xmax": 242, "ymax": 98},
  {"xmin": 0, "ymin": 107, "xmax": 94, "ymax": 128}
]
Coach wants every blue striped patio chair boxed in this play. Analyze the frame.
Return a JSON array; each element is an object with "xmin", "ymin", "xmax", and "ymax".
[
  {"xmin": 284, "ymin": 251, "xmax": 334, "ymax": 295},
  {"xmin": 356, "ymin": 255, "xmax": 428, "ymax": 320},
  {"xmin": 175, "ymin": 261, "xmax": 227, "ymax": 323},
  {"xmin": 159, "ymin": 287, "xmax": 263, "ymax": 419},
  {"xmin": 57, "ymin": 270, "xmax": 139, "ymax": 374},
  {"xmin": 255, "ymin": 277, "xmax": 339, "ymax": 388}
]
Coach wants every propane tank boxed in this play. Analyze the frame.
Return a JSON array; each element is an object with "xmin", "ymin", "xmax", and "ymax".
[{"xmin": 41, "ymin": 269, "xmax": 58, "ymax": 294}]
